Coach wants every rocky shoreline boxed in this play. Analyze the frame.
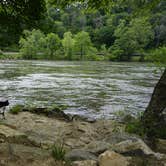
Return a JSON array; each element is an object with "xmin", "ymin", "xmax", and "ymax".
[{"xmin": 0, "ymin": 110, "xmax": 166, "ymax": 166}]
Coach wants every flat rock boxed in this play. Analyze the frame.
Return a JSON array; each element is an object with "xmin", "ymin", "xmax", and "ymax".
[
  {"xmin": 0, "ymin": 124, "xmax": 39, "ymax": 147},
  {"xmin": 65, "ymin": 149, "xmax": 97, "ymax": 161},
  {"xmin": 0, "ymin": 143, "xmax": 55, "ymax": 166},
  {"xmin": 85, "ymin": 141, "xmax": 111, "ymax": 155},
  {"xmin": 98, "ymin": 150, "xmax": 130, "ymax": 166}
]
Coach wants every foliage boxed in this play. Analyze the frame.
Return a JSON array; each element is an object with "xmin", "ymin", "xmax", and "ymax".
[
  {"xmin": 62, "ymin": 32, "xmax": 75, "ymax": 60},
  {"xmin": 45, "ymin": 33, "xmax": 61, "ymax": 59},
  {"xmin": 125, "ymin": 119, "xmax": 145, "ymax": 137},
  {"xmin": 145, "ymin": 46, "xmax": 166, "ymax": 66},
  {"xmin": 111, "ymin": 17, "xmax": 154, "ymax": 60},
  {"xmin": 10, "ymin": 105, "xmax": 23, "ymax": 114},
  {"xmin": 51, "ymin": 143, "xmax": 66, "ymax": 161},
  {"xmin": 0, "ymin": 0, "xmax": 46, "ymax": 47},
  {"xmin": 74, "ymin": 31, "xmax": 94, "ymax": 60},
  {"xmin": 19, "ymin": 29, "xmax": 46, "ymax": 59},
  {"xmin": 2, "ymin": 0, "xmax": 166, "ymax": 62}
]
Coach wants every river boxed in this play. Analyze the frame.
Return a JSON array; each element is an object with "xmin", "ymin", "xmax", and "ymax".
[{"xmin": 0, "ymin": 60, "xmax": 161, "ymax": 119}]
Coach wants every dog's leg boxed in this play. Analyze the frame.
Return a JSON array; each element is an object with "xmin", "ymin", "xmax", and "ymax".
[{"xmin": 2, "ymin": 107, "xmax": 6, "ymax": 119}]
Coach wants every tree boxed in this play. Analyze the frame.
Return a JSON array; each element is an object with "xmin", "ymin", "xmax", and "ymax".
[
  {"xmin": 112, "ymin": 17, "xmax": 154, "ymax": 60},
  {"xmin": 19, "ymin": 29, "xmax": 45, "ymax": 59},
  {"xmin": 74, "ymin": 31, "xmax": 93, "ymax": 60},
  {"xmin": 62, "ymin": 32, "xmax": 75, "ymax": 60},
  {"xmin": 45, "ymin": 33, "xmax": 61, "ymax": 59},
  {"xmin": 0, "ymin": 0, "xmax": 46, "ymax": 47}
]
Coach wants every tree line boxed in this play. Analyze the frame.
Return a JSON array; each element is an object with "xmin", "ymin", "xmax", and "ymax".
[{"xmin": 0, "ymin": 0, "xmax": 166, "ymax": 61}]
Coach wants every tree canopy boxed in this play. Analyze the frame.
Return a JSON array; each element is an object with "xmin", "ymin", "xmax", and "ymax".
[{"xmin": 0, "ymin": 0, "xmax": 46, "ymax": 47}]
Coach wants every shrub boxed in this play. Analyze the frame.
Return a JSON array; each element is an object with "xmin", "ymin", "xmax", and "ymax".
[
  {"xmin": 10, "ymin": 105, "xmax": 23, "ymax": 114},
  {"xmin": 145, "ymin": 46, "xmax": 166, "ymax": 64},
  {"xmin": 125, "ymin": 119, "xmax": 145, "ymax": 137}
]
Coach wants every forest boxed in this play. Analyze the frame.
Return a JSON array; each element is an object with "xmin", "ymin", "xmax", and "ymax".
[{"xmin": 0, "ymin": 0, "xmax": 166, "ymax": 62}]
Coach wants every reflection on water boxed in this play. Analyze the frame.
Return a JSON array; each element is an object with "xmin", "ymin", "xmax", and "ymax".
[{"xmin": 0, "ymin": 60, "xmax": 161, "ymax": 119}]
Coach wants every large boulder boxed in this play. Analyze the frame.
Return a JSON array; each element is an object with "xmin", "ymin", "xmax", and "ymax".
[
  {"xmin": 112, "ymin": 138, "xmax": 163, "ymax": 159},
  {"xmin": 65, "ymin": 149, "xmax": 97, "ymax": 161},
  {"xmin": 98, "ymin": 150, "xmax": 130, "ymax": 166}
]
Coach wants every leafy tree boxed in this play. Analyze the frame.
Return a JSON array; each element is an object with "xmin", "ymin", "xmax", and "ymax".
[
  {"xmin": 93, "ymin": 26, "xmax": 115, "ymax": 48},
  {"xmin": 45, "ymin": 33, "xmax": 61, "ymax": 59},
  {"xmin": 62, "ymin": 32, "xmax": 75, "ymax": 60},
  {"xmin": 19, "ymin": 29, "xmax": 45, "ymax": 59},
  {"xmin": 74, "ymin": 31, "xmax": 93, "ymax": 60},
  {"xmin": 112, "ymin": 17, "xmax": 154, "ymax": 60},
  {"xmin": 0, "ymin": 0, "xmax": 46, "ymax": 47}
]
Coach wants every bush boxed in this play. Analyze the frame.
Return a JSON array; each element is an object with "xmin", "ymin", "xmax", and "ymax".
[
  {"xmin": 10, "ymin": 105, "xmax": 23, "ymax": 114},
  {"xmin": 145, "ymin": 46, "xmax": 166, "ymax": 66},
  {"xmin": 52, "ymin": 143, "xmax": 66, "ymax": 161},
  {"xmin": 125, "ymin": 119, "xmax": 145, "ymax": 137}
]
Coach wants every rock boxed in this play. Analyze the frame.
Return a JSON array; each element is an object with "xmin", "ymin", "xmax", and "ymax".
[
  {"xmin": 35, "ymin": 119, "xmax": 47, "ymax": 123},
  {"xmin": 72, "ymin": 160, "xmax": 97, "ymax": 166},
  {"xmin": 85, "ymin": 141, "xmax": 111, "ymax": 155},
  {"xmin": 24, "ymin": 107, "xmax": 71, "ymax": 121},
  {"xmin": 156, "ymin": 139, "xmax": 166, "ymax": 153},
  {"xmin": 71, "ymin": 115, "xmax": 96, "ymax": 123},
  {"xmin": 104, "ymin": 132, "xmax": 139, "ymax": 145},
  {"xmin": 65, "ymin": 149, "xmax": 97, "ymax": 161},
  {"xmin": 0, "ymin": 124, "xmax": 39, "ymax": 147},
  {"xmin": 112, "ymin": 138, "xmax": 163, "ymax": 158},
  {"xmin": 0, "ymin": 143, "xmax": 55, "ymax": 166},
  {"xmin": 98, "ymin": 150, "xmax": 129, "ymax": 166}
]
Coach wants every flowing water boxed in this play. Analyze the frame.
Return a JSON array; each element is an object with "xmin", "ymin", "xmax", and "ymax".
[{"xmin": 0, "ymin": 60, "xmax": 161, "ymax": 119}]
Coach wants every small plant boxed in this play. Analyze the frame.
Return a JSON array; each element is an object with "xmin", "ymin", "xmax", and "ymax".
[
  {"xmin": 52, "ymin": 143, "xmax": 66, "ymax": 161},
  {"xmin": 10, "ymin": 105, "xmax": 23, "ymax": 114},
  {"xmin": 125, "ymin": 119, "xmax": 145, "ymax": 137}
]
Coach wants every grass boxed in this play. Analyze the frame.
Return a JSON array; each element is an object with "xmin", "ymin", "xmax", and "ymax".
[
  {"xmin": 10, "ymin": 105, "xmax": 23, "ymax": 114},
  {"xmin": 51, "ymin": 143, "xmax": 66, "ymax": 161}
]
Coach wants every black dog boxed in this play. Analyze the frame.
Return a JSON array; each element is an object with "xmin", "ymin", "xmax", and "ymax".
[{"xmin": 0, "ymin": 100, "xmax": 9, "ymax": 119}]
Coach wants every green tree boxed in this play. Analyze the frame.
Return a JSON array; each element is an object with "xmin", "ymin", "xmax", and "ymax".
[
  {"xmin": 62, "ymin": 32, "xmax": 75, "ymax": 60},
  {"xmin": 112, "ymin": 17, "xmax": 154, "ymax": 60},
  {"xmin": 0, "ymin": 0, "xmax": 46, "ymax": 47},
  {"xmin": 74, "ymin": 31, "xmax": 93, "ymax": 60},
  {"xmin": 19, "ymin": 29, "xmax": 45, "ymax": 59},
  {"xmin": 45, "ymin": 33, "xmax": 61, "ymax": 59}
]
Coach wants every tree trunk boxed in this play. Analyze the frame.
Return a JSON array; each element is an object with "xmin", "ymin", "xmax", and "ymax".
[{"xmin": 142, "ymin": 69, "xmax": 166, "ymax": 138}]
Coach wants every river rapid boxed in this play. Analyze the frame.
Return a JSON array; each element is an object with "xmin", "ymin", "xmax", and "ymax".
[{"xmin": 0, "ymin": 60, "xmax": 161, "ymax": 119}]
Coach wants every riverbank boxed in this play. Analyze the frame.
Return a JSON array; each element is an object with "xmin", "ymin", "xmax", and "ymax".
[{"xmin": 0, "ymin": 111, "xmax": 166, "ymax": 166}]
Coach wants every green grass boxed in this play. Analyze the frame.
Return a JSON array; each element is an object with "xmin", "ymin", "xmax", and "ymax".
[
  {"xmin": 10, "ymin": 105, "xmax": 23, "ymax": 114},
  {"xmin": 51, "ymin": 143, "xmax": 66, "ymax": 161}
]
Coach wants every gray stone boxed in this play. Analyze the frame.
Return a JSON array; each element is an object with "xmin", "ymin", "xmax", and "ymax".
[
  {"xmin": 65, "ymin": 149, "xmax": 97, "ymax": 161},
  {"xmin": 112, "ymin": 138, "xmax": 164, "ymax": 159},
  {"xmin": 85, "ymin": 141, "xmax": 111, "ymax": 155},
  {"xmin": 98, "ymin": 150, "xmax": 130, "ymax": 166}
]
